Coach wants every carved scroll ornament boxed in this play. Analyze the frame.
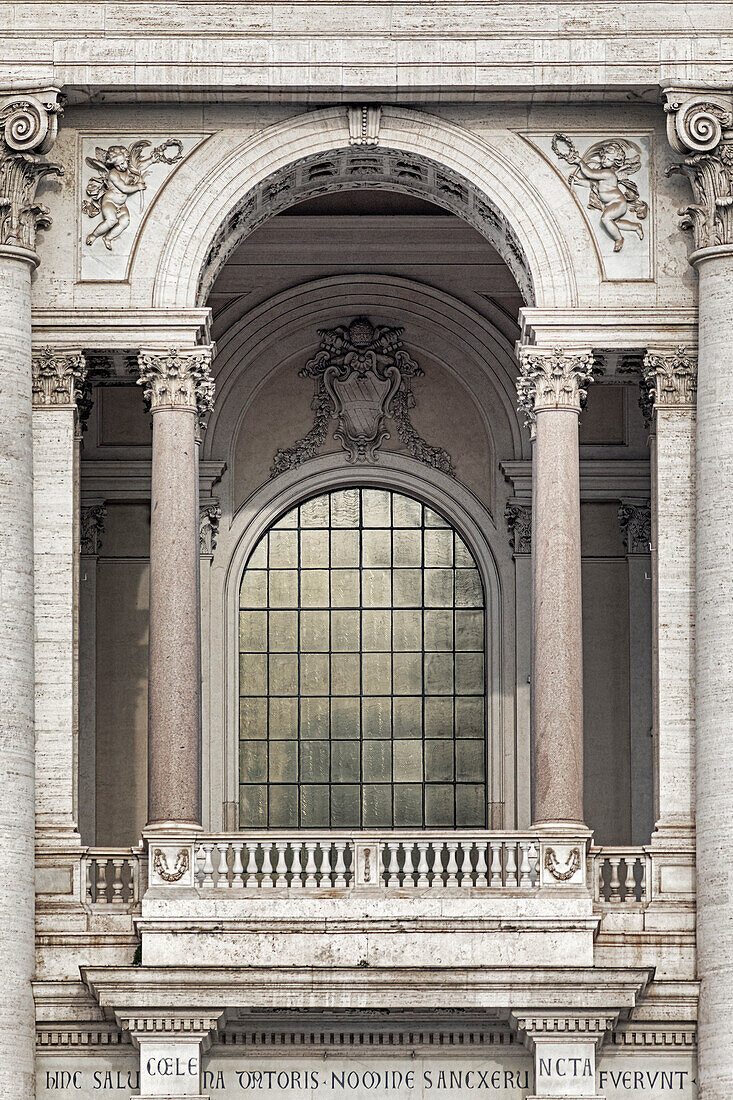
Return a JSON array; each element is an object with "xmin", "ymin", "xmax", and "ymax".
[
  {"xmin": 665, "ymin": 89, "xmax": 733, "ymax": 252},
  {"xmin": 271, "ymin": 318, "xmax": 454, "ymax": 476},
  {"xmin": 0, "ymin": 89, "xmax": 63, "ymax": 253}
]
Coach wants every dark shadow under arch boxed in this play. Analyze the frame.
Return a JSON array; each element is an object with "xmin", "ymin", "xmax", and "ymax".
[{"xmin": 198, "ymin": 147, "xmax": 534, "ymax": 308}]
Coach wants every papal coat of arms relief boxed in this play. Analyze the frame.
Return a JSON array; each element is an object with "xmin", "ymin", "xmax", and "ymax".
[{"xmin": 270, "ymin": 318, "xmax": 454, "ymax": 477}]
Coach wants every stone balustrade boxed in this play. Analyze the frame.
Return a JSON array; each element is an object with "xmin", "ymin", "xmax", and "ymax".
[
  {"xmin": 194, "ymin": 832, "xmax": 541, "ymax": 891},
  {"xmin": 592, "ymin": 848, "xmax": 651, "ymax": 905},
  {"xmin": 83, "ymin": 849, "xmax": 142, "ymax": 907},
  {"xmin": 81, "ymin": 839, "xmax": 662, "ymax": 907}
]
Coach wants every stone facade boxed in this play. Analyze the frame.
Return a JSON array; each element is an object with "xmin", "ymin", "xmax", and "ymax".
[{"xmin": 0, "ymin": 9, "xmax": 728, "ymax": 1100}]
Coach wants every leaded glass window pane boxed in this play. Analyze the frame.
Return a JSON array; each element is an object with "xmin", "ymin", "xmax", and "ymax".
[{"xmin": 238, "ymin": 488, "xmax": 487, "ymax": 827}]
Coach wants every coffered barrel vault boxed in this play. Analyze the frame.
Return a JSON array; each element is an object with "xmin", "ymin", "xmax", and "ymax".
[{"xmin": 0, "ymin": 16, "xmax": 725, "ymax": 1100}]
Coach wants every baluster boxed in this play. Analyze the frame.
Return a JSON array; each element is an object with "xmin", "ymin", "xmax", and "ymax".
[
  {"xmin": 474, "ymin": 841, "xmax": 488, "ymax": 887},
  {"xmin": 445, "ymin": 842, "xmax": 459, "ymax": 887},
  {"xmin": 112, "ymin": 858, "xmax": 124, "ymax": 904},
  {"xmin": 260, "ymin": 843, "xmax": 274, "ymax": 888},
  {"xmin": 96, "ymin": 858, "xmax": 108, "ymax": 904},
  {"xmin": 274, "ymin": 841, "xmax": 288, "ymax": 887},
  {"xmin": 85, "ymin": 861, "xmax": 93, "ymax": 904},
  {"xmin": 518, "ymin": 841, "xmax": 531, "ymax": 887},
  {"xmin": 490, "ymin": 842, "xmax": 503, "ymax": 887},
  {"xmin": 216, "ymin": 841, "xmax": 230, "ymax": 887},
  {"xmin": 333, "ymin": 841, "xmax": 347, "ymax": 888},
  {"xmin": 201, "ymin": 843, "xmax": 215, "ymax": 888},
  {"xmin": 290, "ymin": 842, "xmax": 304, "ymax": 888},
  {"xmin": 505, "ymin": 844, "xmax": 518, "ymax": 887},
  {"xmin": 245, "ymin": 842, "xmax": 258, "ymax": 888},
  {"xmin": 386, "ymin": 842, "xmax": 401, "ymax": 888},
  {"xmin": 231, "ymin": 842, "xmax": 244, "ymax": 888},
  {"xmin": 304, "ymin": 842, "xmax": 318, "ymax": 887},
  {"xmin": 415, "ymin": 841, "xmax": 430, "ymax": 887},
  {"xmin": 609, "ymin": 856, "xmax": 622, "ymax": 903},
  {"xmin": 320, "ymin": 843, "xmax": 333, "ymax": 888},
  {"xmin": 529, "ymin": 842, "xmax": 540, "ymax": 884}
]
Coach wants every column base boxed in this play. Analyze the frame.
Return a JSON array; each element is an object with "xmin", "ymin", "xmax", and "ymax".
[{"xmin": 144, "ymin": 821, "xmax": 203, "ymax": 839}]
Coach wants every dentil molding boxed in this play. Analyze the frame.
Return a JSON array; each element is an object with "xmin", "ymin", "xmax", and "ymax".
[{"xmin": 0, "ymin": 88, "xmax": 63, "ymax": 257}]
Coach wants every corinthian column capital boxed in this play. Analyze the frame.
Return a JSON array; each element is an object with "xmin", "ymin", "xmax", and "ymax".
[
  {"xmin": 664, "ymin": 88, "xmax": 733, "ymax": 255},
  {"xmin": 31, "ymin": 347, "xmax": 87, "ymax": 408},
  {"xmin": 516, "ymin": 346, "xmax": 594, "ymax": 431},
  {"xmin": 0, "ymin": 88, "xmax": 64, "ymax": 258},
  {"xmin": 642, "ymin": 346, "xmax": 697, "ymax": 413},
  {"xmin": 137, "ymin": 346, "xmax": 215, "ymax": 425}
]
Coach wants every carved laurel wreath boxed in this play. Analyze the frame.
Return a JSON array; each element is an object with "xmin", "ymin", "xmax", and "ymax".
[
  {"xmin": 543, "ymin": 846, "xmax": 581, "ymax": 882},
  {"xmin": 153, "ymin": 847, "xmax": 190, "ymax": 883}
]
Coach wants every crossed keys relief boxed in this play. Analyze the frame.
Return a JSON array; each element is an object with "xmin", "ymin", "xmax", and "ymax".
[
  {"xmin": 270, "ymin": 318, "xmax": 454, "ymax": 477},
  {"xmin": 551, "ymin": 134, "xmax": 649, "ymax": 252},
  {"xmin": 83, "ymin": 138, "xmax": 183, "ymax": 250}
]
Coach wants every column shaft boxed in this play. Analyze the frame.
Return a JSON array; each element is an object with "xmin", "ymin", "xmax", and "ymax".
[
  {"xmin": 517, "ymin": 348, "xmax": 593, "ymax": 827},
  {"xmin": 532, "ymin": 409, "xmax": 584, "ymax": 823},
  {"xmin": 0, "ymin": 250, "xmax": 36, "ymax": 1100},
  {"xmin": 32, "ymin": 350, "xmax": 87, "ymax": 845},
  {"xmin": 139, "ymin": 347, "xmax": 214, "ymax": 830},
  {"xmin": 694, "ymin": 252, "xmax": 733, "ymax": 1097},
  {"xmin": 148, "ymin": 408, "xmax": 201, "ymax": 826}
]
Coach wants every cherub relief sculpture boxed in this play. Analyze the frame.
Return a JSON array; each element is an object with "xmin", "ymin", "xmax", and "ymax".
[
  {"xmin": 551, "ymin": 134, "xmax": 649, "ymax": 252},
  {"xmin": 83, "ymin": 138, "xmax": 183, "ymax": 249}
]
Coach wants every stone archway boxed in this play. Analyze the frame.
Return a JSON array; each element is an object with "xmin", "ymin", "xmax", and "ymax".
[
  {"xmin": 138, "ymin": 105, "xmax": 600, "ymax": 310},
  {"xmin": 196, "ymin": 146, "xmax": 535, "ymax": 306}
]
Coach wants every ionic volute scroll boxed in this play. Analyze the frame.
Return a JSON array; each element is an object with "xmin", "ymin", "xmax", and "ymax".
[
  {"xmin": 664, "ymin": 88, "xmax": 733, "ymax": 253},
  {"xmin": 0, "ymin": 88, "xmax": 64, "ymax": 255}
]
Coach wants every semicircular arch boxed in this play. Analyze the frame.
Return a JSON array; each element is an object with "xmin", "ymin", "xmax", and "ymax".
[{"xmin": 136, "ymin": 106, "xmax": 601, "ymax": 311}]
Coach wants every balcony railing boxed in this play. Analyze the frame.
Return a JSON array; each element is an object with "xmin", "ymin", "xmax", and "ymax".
[
  {"xmin": 83, "ymin": 848, "xmax": 142, "ymax": 907},
  {"xmin": 81, "ymin": 836, "xmax": 655, "ymax": 907},
  {"xmin": 194, "ymin": 832, "xmax": 541, "ymax": 890},
  {"xmin": 593, "ymin": 847, "xmax": 651, "ymax": 904}
]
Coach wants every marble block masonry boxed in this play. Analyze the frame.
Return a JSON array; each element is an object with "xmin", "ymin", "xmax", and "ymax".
[{"xmin": 0, "ymin": 14, "xmax": 730, "ymax": 1100}]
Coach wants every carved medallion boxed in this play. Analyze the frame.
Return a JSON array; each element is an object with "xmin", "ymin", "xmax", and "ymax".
[{"xmin": 271, "ymin": 318, "xmax": 454, "ymax": 476}]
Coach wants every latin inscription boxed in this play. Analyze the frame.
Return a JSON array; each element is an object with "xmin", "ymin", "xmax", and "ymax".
[{"xmin": 38, "ymin": 1053, "xmax": 696, "ymax": 1100}]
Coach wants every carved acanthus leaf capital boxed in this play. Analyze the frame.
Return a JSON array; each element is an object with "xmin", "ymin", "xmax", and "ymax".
[
  {"xmin": 137, "ymin": 347, "xmax": 215, "ymax": 425},
  {"xmin": 505, "ymin": 502, "xmax": 531, "ymax": 554},
  {"xmin": 664, "ymin": 88, "xmax": 733, "ymax": 253},
  {"xmin": 642, "ymin": 347, "xmax": 697, "ymax": 413},
  {"xmin": 618, "ymin": 502, "xmax": 651, "ymax": 555},
  {"xmin": 0, "ymin": 88, "xmax": 64, "ymax": 254},
  {"xmin": 80, "ymin": 504, "xmax": 106, "ymax": 556},
  {"xmin": 516, "ymin": 347, "xmax": 595, "ymax": 430},
  {"xmin": 200, "ymin": 503, "xmax": 222, "ymax": 556},
  {"xmin": 32, "ymin": 348, "xmax": 87, "ymax": 409}
]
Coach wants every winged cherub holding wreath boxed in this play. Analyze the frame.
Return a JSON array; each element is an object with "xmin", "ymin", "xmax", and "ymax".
[
  {"xmin": 552, "ymin": 134, "xmax": 648, "ymax": 252},
  {"xmin": 83, "ymin": 139, "xmax": 183, "ymax": 250}
]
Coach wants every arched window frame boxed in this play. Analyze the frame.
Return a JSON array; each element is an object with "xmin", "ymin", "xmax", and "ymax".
[{"xmin": 216, "ymin": 453, "xmax": 507, "ymax": 832}]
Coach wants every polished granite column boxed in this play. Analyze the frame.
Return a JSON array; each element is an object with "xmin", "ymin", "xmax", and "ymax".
[
  {"xmin": 138, "ymin": 347, "xmax": 214, "ymax": 832},
  {"xmin": 517, "ymin": 347, "xmax": 593, "ymax": 826}
]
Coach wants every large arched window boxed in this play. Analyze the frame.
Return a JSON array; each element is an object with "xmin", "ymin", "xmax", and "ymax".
[{"xmin": 238, "ymin": 488, "xmax": 486, "ymax": 829}]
